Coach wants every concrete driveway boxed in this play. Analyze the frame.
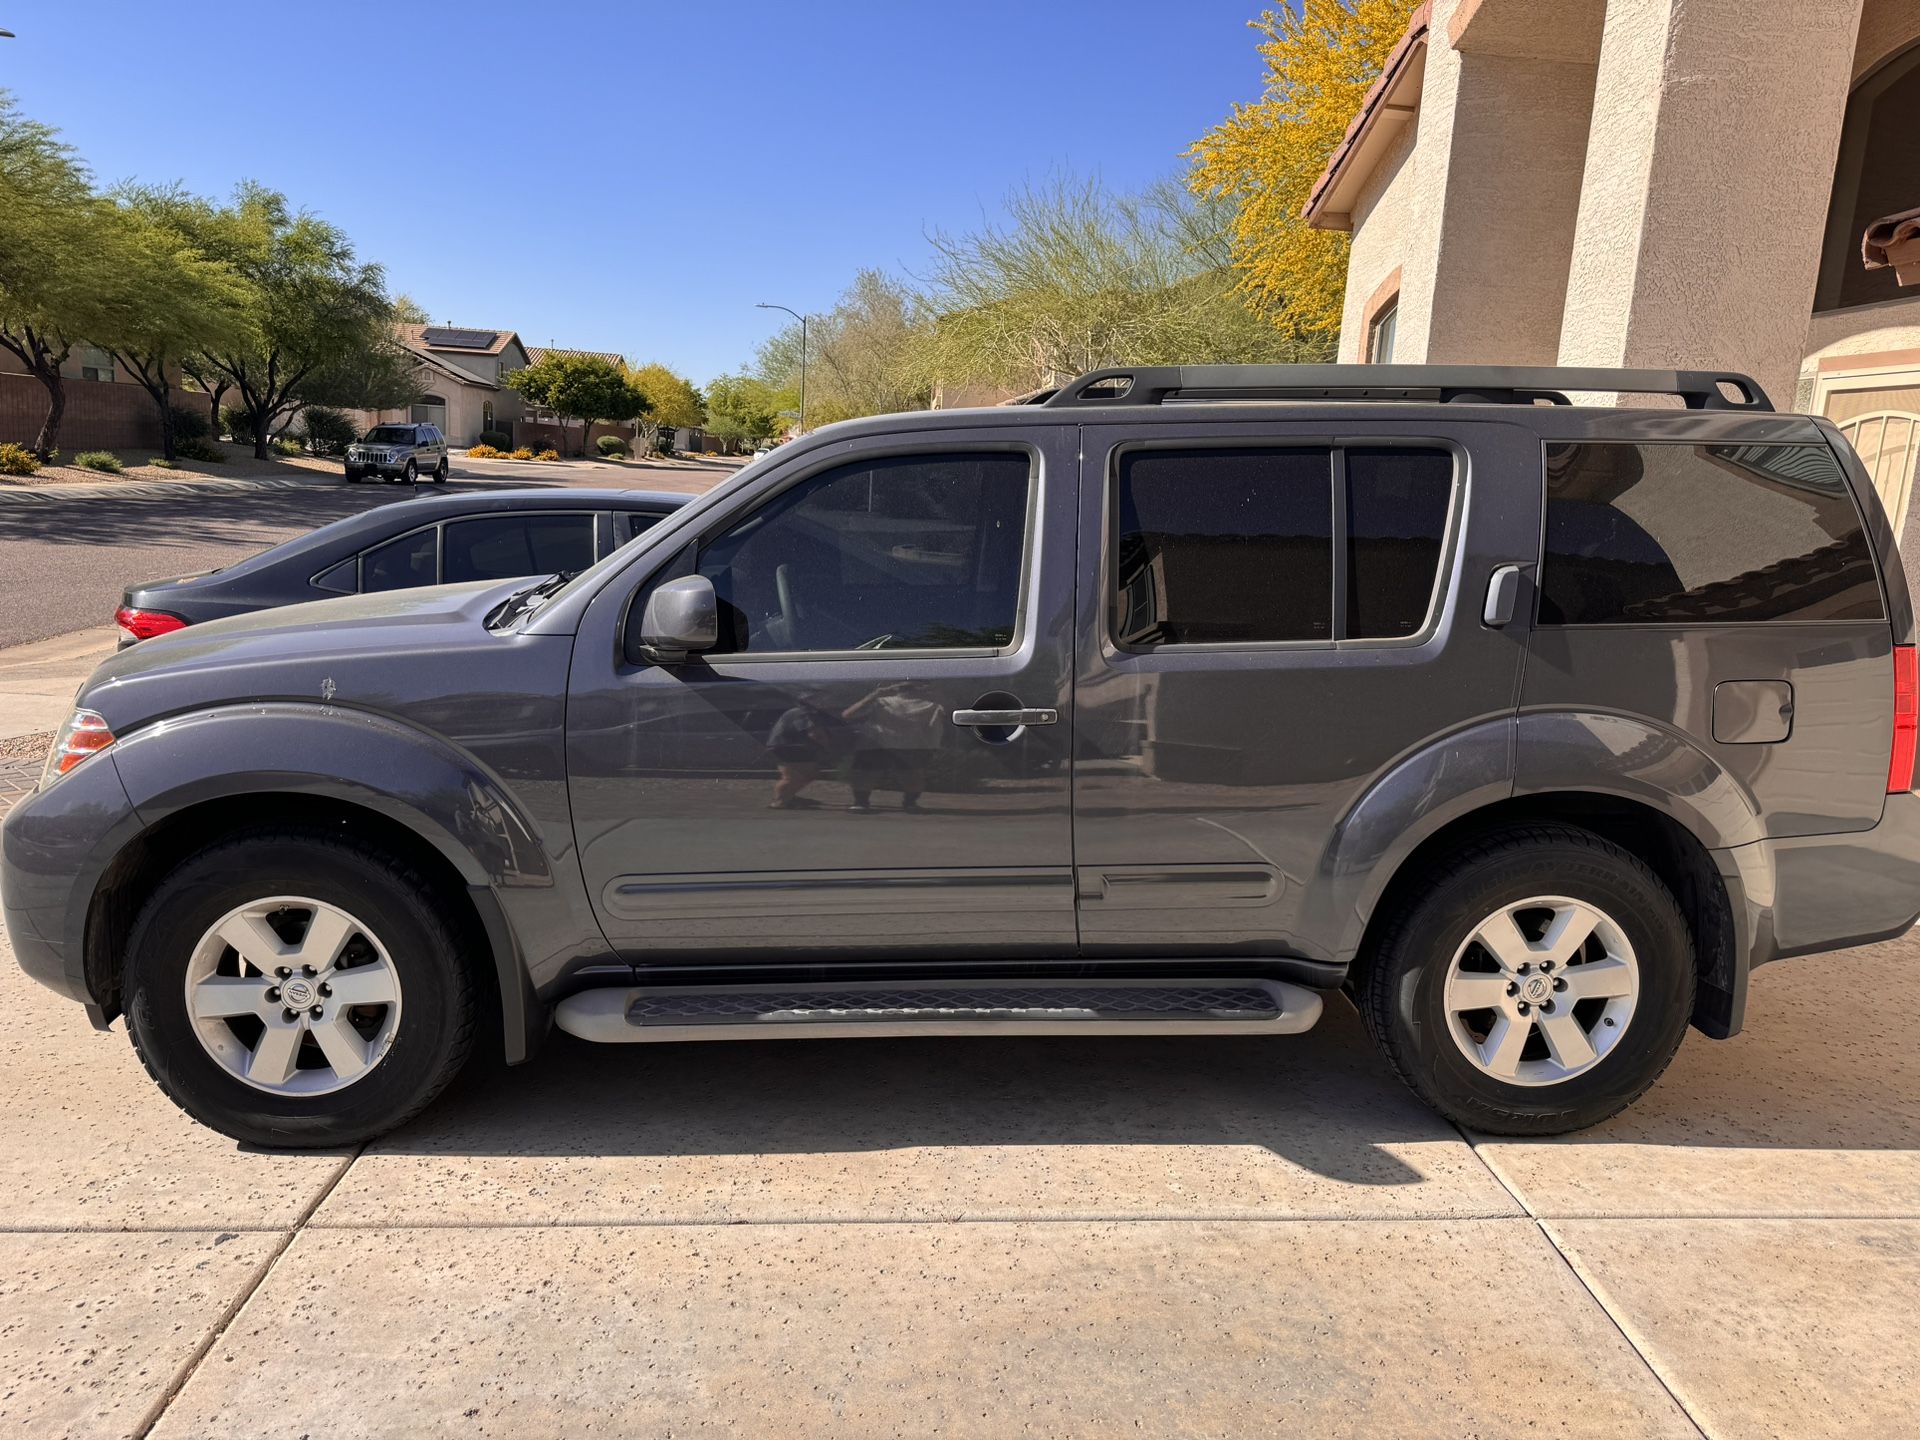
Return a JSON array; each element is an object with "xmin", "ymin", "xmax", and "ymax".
[{"xmin": 2, "ymin": 903, "xmax": 1915, "ymax": 1436}]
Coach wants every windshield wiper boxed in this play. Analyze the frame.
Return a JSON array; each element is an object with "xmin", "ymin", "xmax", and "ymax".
[{"xmin": 487, "ymin": 571, "xmax": 577, "ymax": 630}]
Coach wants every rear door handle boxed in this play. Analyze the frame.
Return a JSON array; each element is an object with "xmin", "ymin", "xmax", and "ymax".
[
  {"xmin": 952, "ymin": 708, "xmax": 1058, "ymax": 727},
  {"xmin": 1483, "ymin": 564, "xmax": 1525, "ymax": 627}
]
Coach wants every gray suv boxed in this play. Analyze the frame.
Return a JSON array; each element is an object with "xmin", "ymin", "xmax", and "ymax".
[
  {"xmin": 8, "ymin": 364, "xmax": 1918, "ymax": 1148},
  {"xmin": 345, "ymin": 422, "xmax": 448, "ymax": 483}
]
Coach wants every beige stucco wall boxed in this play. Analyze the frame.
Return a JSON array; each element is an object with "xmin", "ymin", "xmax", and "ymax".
[
  {"xmin": 1855, "ymin": 0, "xmax": 1920, "ymax": 76},
  {"xmin": 1424, "ymin": 50, "xmax": 1597, "ymax": 364},
  {"xmin": 1336, "ymin": 121, "xmax": 1418, "ymax": 362},
  {"xmin": 1558, "ymin": 0, "xmax": 1865, "ymax": 405}
]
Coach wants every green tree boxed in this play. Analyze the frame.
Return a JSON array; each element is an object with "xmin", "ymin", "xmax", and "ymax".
[
  {"xmin": 178, "ymin": 183, "xmax": 397, "ymax": 459},
  {"xmin": 917, "ymin": 174, "xmax": 1318, "ymax": 396},
  {"xmin": 505, "ymin": 352, "xmax": 648, "ymax": 456},
  {"xmin": 704, "ymin": 372, "xmax": 782, "ymax": 451},
  {"xmin": 1186, "ymin": 0, "xmax": 1420, "ymax": 344},
  {"xmin": 0, "ymin": 93, "xmax": 136, "ymax": 459},
  {"xmin": 626, "ymin": 362, "xmax": 704, "ymax": 455},
  {"xmin": 754, "ymin": 269, "xmax": 931, "ymax": 424},
  {"xmin": 104, "ymin": 186, "xmax": 251, "ymax": 461}
]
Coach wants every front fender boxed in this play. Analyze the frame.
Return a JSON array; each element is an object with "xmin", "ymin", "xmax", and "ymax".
[
  {"xmin": 108, "ymin": 702, "xmax": 559, "ymax": 1060},
  {"xmin": 111, "ymin": 702, "xmax": 554, "ymax": 890}
]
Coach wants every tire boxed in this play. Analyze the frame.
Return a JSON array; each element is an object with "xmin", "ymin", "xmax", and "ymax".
[
  {"xmin": 122, "ymin": 826, "xmax": 478, "ymax": 1148},
  {"xmin": 401, "ymin": 459, "xmax": 417, "ymax": 484},
  {"xmin": 1358, "ymin": 824, "xmax": 1694, "ymax": 1136},
  {"xmin": 344, "ymin": 468, "xmax": 362, "ymax": 484},
  {"xmin": 433, "ymin": 458, "xmax": 448, "ymax": 483}
]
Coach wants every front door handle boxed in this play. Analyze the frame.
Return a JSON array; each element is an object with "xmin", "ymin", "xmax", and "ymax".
[{"xmin": 952, "ymin": 708, "xmax": 1058, "ymax": 727}]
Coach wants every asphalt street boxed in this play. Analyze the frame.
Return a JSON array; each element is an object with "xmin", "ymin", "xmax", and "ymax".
[{"xmin": 0, "ymin": 457, "xmax": 728, "ymax": 651}]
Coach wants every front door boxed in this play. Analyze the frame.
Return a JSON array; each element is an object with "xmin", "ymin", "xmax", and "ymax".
[
  {"xmin": 567, "ymin": 427, "xmax": 1077, "ymax": 962},
  {"xmin": 1071, "ymin": 417, "xmax": 1537, "ymax": 960}
]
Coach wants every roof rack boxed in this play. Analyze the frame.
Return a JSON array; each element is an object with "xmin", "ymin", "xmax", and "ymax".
[{"xmin": 1041, "ymin": 364, "xmax": 1773, "ymax": 412}]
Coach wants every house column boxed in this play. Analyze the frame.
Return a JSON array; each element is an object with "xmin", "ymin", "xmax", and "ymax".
[
  {"xmin": 1556, "ymin": 0, "xmax": 1865, "ymax": 406},
  {"xmin": 1403, "ymin": 0, "xmax": 1605, "ymax": 365}
]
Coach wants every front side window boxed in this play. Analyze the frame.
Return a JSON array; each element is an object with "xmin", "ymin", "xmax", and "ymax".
[
  {"xmin": 444, "ymin": 513, "xmax": 596, "ymax": 583},
  {"xmin": 691, "ymin": 451, "xmax": 1033, "ymax": 654},
  {"xmin": 361, "ymin": 529, "xmax": 437, "ymax": 592},
  {"xmin": 1538, "ymin": 441, "xmax": 1882, "ymax": 624}
]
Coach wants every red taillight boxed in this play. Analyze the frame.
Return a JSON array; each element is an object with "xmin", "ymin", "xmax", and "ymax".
[
  {"xmin": 1890, "ymin": 645, "xmax": 1917, "ymax": 793},
  {"xmin": 114, "ymin": 605, "xmax": 187, "ymax": 642}
]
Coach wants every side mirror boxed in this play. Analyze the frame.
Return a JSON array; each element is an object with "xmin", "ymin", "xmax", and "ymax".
[{"xmin": 630, "ymin": 574, "xmax": 718, "ymax": 665}]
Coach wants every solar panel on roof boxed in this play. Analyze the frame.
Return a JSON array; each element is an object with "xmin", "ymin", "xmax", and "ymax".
[{"xmin": 422, "ymin": 327, "xmax": 500, "ymax": 350}]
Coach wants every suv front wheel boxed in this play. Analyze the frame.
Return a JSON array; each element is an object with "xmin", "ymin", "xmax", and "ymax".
[
  {"xmin": 1360, "ymin": 825, "xmax": 1694, "ymax": 1135},
  {"xmin": 122, "ymin": 826, "xmax": 477, "ymax": 1147}
]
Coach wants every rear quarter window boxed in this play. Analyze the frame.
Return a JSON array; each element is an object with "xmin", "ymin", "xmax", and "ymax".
[{"xmin": 1538, "ymin": 441, "xmax": 1883, "ymax": 624}]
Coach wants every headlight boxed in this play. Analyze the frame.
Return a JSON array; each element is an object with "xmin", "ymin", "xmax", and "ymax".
[{"xmin": 41, "ymin": 708, "xmax": 116, "ymax": 790}]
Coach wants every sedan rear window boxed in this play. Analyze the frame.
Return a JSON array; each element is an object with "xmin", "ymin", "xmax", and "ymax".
[{"xmin": 443, "ymin": 514, "xmax": 596, "ymax": 583}]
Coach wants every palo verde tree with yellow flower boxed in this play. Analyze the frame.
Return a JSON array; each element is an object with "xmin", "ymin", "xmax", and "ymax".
[{"xmin": 1186, "ymin": 0, "xmax": 1421, "ymax": 351}]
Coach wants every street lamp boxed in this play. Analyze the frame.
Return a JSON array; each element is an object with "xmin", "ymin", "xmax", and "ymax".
[{"xmin": 754, "ymin": 302, "xmax": 806, "ymax": 436}]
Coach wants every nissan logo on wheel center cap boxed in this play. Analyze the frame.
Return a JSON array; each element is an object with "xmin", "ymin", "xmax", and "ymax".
[
  {"xmin": 281, "ymin": 978, "xmax": 315, "ymax": 1008},
  {"xmin": 1522, "ymin": 975, "xmax": 1552, "ymax": 1003}
]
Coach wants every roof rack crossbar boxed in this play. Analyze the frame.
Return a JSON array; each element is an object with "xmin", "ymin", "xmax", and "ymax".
[{"xmin": 1042, "ymin": 364, "xmax": 1772, "ymax": 412}]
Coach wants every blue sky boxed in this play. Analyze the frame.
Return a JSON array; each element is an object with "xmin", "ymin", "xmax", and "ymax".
[{"xmin": 6, "ymin": 1, "xmax": 1272, "ymax": 383}]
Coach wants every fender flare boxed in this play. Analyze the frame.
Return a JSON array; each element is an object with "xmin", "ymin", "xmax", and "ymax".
[{"xmin": 104, "ymin": 702, "xmax": 551, "ymax": 1059}]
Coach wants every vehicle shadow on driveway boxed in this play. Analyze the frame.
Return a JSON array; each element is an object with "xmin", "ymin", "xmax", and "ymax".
[{"xmin": 372, "ymin": 996, "xmax": 1457, "ymax": 1193}]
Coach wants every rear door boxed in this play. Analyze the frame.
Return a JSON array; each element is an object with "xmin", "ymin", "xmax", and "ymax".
[{"xmin": 1071, "ymin": 416, "xmax": 1539, "ymax": 959}]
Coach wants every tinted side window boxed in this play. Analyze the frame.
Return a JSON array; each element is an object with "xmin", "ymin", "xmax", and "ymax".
[
  {"xmin": 1113, "ymin": 447, "xmax": 1333, "ymax": 647},
  {"xmin": 312, "ymin": 558, "xmax": 358, "ymax": 595},
  {"xmin": 443, "ymin": 513, "xmax": 596, "ymax": 583},
  {"xmin": 1539, "ymin": 442, "xmax": 1882, "ymax": 624},
  {"xmin": 694, "ymin": 452, "xmax": 1032, "ymax": 654},
  {"xmin": 622, "ymin": 511, "xmax": 664, "ymax": 544},
  {"xmin": 1346, "ymin": 447, "xmax": 1453, "ymax": 639},
  {"xmin": 361, "ymin": 529, "xmax": 437, "ymax": 592}
]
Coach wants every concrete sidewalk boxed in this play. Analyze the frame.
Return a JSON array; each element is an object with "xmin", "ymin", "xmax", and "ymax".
[
  {"xmin": 0, "ymin": 627, "xmax": 115, "ymax": 751},
  {"xmin": 1, "ymin": 633, "xmax": 1916, "ymax": 1435}
]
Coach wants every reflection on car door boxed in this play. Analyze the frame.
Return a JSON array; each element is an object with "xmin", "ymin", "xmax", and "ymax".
[{"xmin": 567, "ymin": 428, "xmax": 1077, "ymax": 961}]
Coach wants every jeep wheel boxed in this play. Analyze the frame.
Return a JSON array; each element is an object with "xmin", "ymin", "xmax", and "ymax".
[
  {"xmin": 401, "ymin": 459, "xmax": 417, "ymax": 484},
  {"xmin": 1359, "ymin": 825, "xmax": 1693, "ymax": 1135},
  {"xmin": 433, "ymin": 458, "xmax": 448, "ymax": 483},
  {"xmin": 123, "ymin": 827, "xmax": 477, "ymax": 1148}
]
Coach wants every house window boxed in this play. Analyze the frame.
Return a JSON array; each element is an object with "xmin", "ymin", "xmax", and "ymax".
[
  {"xmin": 1816, "ymin": 39, "xmax": 1920, "ymax": 311},
  {"xmin": 80, "ymin": 347, "xmax": 115, "ymax": 383},
  {"xmin": 1366, "ymin": 298, "xmax": 1398, "ymax": 364}
]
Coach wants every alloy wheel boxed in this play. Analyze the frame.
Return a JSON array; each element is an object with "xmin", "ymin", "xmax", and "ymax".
[
  {"xmin": 1441, "ymin": 895, "xmax": 1638, "ymax": 1087},
  {"xmin": 182, "ymin": 896, "xmax": 402, "ymax": 1096}
]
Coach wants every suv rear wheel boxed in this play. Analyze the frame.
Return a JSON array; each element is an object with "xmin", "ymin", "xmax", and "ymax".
[
  {"xmin": 1360, "ymin": 825, "xmax": 1694, "ymax": 1135},
  {"xmin": 122, "ymin": 827, "xmax": 477, "ymax": 1147}
]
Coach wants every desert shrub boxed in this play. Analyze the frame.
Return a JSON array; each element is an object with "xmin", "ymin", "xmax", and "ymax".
[
  {"xmin": 478, "ymin": 430, "xmax": 512, "ymax": 449},
  {"xmin": 168, "ymin": 406, "xmax": 210, "ymax": 442},
  {"xmin": 597, "ymin": 435, "xmax": 628, "ymax": 458},
  {"xmin": 534, "ymin": 448, "xmax": 559, "ymax": 461},
  {"xmin": 173, "ymin": 436, "xmax": 226, "ymax": 463},
  {"xmin": 509, "ymin": 446, "xmax": 535, "ymax": 460},
  {"xmin": 220, "ymin": 406, "xmax": 255, "ymax": 443},
  {"xmin": 466, "ymin": 443, "xmax": 502, "ymax": 459},
  {"xmin": 151, "ymin": 458, "xmax": 179, "ymax": 470},
  {"xmin": 0, "ymin": 443, "xmax": 40, "ymax": 476},
  {"xmin": 299, "ymin": 406, "xmax": 357, "ymax": 457},
  {"xmin": 271, "ymin": 437, "xmax": 304, "ymax": 457},
  {"xmin": 75, "ymin": 450, "xmax": 124, "ymax": 473}
]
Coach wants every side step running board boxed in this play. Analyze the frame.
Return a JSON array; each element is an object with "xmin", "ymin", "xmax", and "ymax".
[{"xmin": 553, "ymin": 977, "xmax": 1324, "ymax": 1044}]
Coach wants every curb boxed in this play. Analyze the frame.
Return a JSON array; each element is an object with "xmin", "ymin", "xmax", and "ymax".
[{"xmin": 0, "ymin": 474, "xmax": 341, "ymax": 506}]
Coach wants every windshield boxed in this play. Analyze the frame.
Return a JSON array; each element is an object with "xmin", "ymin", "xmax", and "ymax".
[{"xmin": 364, "ymin": 427, "xmax": 415, "ymax": 444}]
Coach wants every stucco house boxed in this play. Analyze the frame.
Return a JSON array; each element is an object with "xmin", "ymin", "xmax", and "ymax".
[
  {"xmin": 353, "ymin": 324, "xmax": 532, "ymax": 445},
  {"xmin": 1311, "ymin": 0, "xmax": 1920, "ymax": 561}
]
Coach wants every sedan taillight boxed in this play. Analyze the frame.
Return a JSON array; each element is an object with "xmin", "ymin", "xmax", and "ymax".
[{"xmin": 114, "ymin": 605, "xmax": 187, "ymax": 642}]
